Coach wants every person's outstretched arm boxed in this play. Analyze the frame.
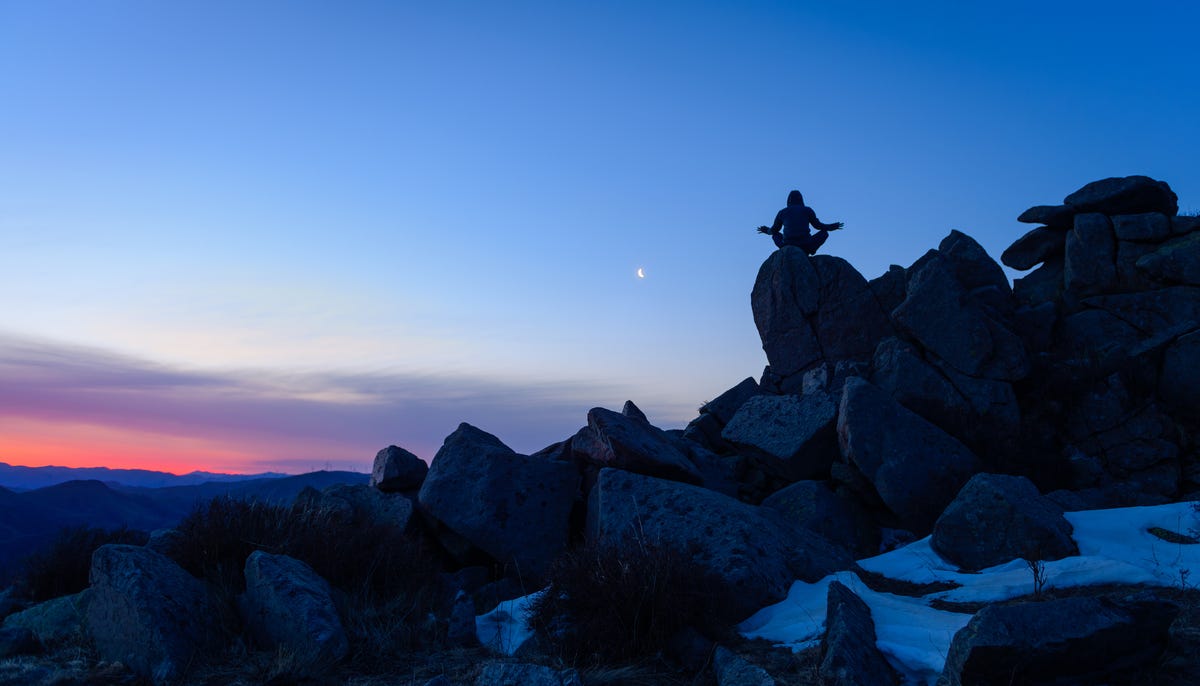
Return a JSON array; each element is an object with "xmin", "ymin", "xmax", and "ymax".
[
  {"xmin": 810, "ymin": 208, "xmax": 844, "ymax": 231},
  {"xmin": 757, "ymin": 209, "xmax": 786, "ymax": 235}
]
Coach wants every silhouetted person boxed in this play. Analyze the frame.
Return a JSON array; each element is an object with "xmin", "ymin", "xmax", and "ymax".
[{"xmin": 757, "ymin": 190, "xmax": 844, "ymax": 255}]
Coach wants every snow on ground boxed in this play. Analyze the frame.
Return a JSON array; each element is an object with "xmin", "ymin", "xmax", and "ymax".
[
  {"xmin": 476, "ymin": 590, "xmax": 545, "ymax": 655},
  {"xmin": 473, "ymin": 503, "xmax": 1200, "ymax": 683},
  {"xmin": 739, "ymin": 501, "xmax": 1200, "ymax": 685}
]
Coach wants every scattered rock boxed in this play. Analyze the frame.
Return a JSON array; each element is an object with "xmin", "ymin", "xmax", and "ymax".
[
  {"xmin": 931, "ymin": 474, "xmax": 1078, "ymax": 571},
  {"xmin": 370, "ymin": 445, "xmax": 428, "ymax": 492},
  {"xmin": 316, "ymin": 482, "xmax": 416, "ymax": 531},
  {"xmin": 419, "ymin": 423, "xmax": 579, "ymax": 577},
  {"xmin": 86, "ymin": 544, "xmax": 226, "ymax": 684},
  {"xmin": 240, "ymin": 551, "xmax": 348, "ymax": 667},
  {"xmin": 819, "ymin": 581, "xmax": 898, "ymax": 686}
]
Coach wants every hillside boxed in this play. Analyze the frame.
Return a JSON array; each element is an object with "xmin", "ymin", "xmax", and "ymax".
[{"xmin": 0, "ymin": 462, "xmax": 287, "ymax": 491}]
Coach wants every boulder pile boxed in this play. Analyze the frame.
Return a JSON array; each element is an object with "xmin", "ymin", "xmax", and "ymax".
[{"xmin": 3, "ymin": 176, "xmax": 1197, "ymax": 686}]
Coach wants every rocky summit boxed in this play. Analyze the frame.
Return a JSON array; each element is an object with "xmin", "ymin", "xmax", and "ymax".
[{"xmin": 4, "ymin": 175, "xmax": 1199, "ymax": 685}]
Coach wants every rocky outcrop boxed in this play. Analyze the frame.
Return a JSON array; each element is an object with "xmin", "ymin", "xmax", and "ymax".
[
  {"xmin": 85, "ymin": 545, "xmax": 226, "ymax": 684},
  {"xmin": 302, "ymin": 482, "xmax": 416, "ymax": 532},
  {"xmin": 752, "ymin": 249, "xmax": 893, "ymax": 393},
  {"xmin": 587, "ymin": 468, "xmax": 854, "ymax": 621},
  {"xmin": 474, "ymin": 663, "xmax": 581, "ymax": 686},
  {"xmin": 419, "ymin": 423, "xmax": 579, "ymax": 577},
  {"xmin": 240, "ymin": 551, "xmax": 348, "ymax": 666},
  {"xmin": 938, "ymin": 594, "xmax": 1179, "ymax": 685},
  {"xmin": 931, "ymin": 474, "xmax": 1077, "ymax": 571},
  {"xmin": 760, "ymin": 480, "xmax": 877, "ymax": 557},
  {"xmin": 1, "ymin": 589, "xmax": 91, "ymax": 646}
]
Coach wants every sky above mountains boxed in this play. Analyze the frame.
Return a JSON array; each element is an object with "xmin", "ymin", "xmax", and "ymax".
[{"xmin": 2, "ymin": 1, "xmax": 1198, "ymax": 473}]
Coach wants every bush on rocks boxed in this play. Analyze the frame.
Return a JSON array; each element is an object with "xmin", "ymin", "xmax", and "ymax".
[
  {"xmin": 14, "ymin": 526, "xmax": 148, "ymax": 603},
  {"xmin": 528, "ymin": 540, "xmax": 727, "ymax": 665}
]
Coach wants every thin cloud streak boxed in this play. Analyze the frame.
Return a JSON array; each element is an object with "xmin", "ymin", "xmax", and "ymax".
[{"xmin": 0, "ymin": 333, "xmax": 677, "ymax": 469}]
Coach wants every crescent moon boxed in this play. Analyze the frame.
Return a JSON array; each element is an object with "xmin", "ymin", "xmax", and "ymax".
[{"xmin": 637, "ymin": 268, "xmax": 645, "ymax": 278}]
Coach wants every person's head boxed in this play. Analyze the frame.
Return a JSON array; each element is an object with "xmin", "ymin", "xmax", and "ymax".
[{"xmin": 786, "ymin": 190, "xmax": 804, "ymax": 207}]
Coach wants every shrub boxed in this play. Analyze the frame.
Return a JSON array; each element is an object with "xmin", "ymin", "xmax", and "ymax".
[
  {"xmin": 171, "ymin": 495, "xmax": 437, "ymax": 601},
  {"xmin": 528, "ymin": 539, "xmax": 726, "ymax": 665},
  {"xmin": 15, "ymin": 525, "xmax": 148, "ymax": 602}
]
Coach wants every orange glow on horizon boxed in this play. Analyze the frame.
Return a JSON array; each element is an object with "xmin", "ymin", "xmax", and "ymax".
[{"xmin": 0, "ymin": 418, "xmax": 285, "ymax": 474}]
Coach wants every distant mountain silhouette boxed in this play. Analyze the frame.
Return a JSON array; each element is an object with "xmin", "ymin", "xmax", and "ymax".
[
  {"xmin": 0, "ymin": 462, "xmax": 288, "ymax": 491},
  {"xmin": 0, "ymin": 471, "xmax": 368, "ymax": 581}
]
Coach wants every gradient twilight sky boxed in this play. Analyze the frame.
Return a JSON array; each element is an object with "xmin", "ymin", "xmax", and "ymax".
[{"xmin": 2, "ymin": 1, "xmax": 1198, "ymax": 474}]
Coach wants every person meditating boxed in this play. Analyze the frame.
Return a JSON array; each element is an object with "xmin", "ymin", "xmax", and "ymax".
[{"xmin": 758, "ymin": 190, "xmax": 844, "ymax": 255}]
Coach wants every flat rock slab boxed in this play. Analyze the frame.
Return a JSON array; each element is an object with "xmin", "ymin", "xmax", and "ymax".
[
  {"xmin": 1063, "ymin": 175, "xmax": 1178, "ymax": 216},
  {"xmin": 721, "ymin": 393, "xmax": 838, "ymax": 480},
  {"xmin": 587, "ymin": 468, "xmax": 854, "ymax": 622}
]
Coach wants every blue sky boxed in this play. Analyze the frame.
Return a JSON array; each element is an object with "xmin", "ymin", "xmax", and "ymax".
[{"xmin": 1, "ymin": 1, "xmax": 1197, "ymax": 472}]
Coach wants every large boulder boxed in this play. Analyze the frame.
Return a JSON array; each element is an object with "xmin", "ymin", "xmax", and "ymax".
[
  {"xmin": 819, "ymin": 581, "xmax": 898, "ymax": 686},
  {"xmin": 240, "ymin": 551, "xmax": 348, "ymax": 666},
  {"xmin": 752, "ymin": 248, "xmax": 893, "ymax": 391},
  {"xmin": 587, "ymin": 468, "xmax": 854, "ymax": 622},
  {"xmin": 1063, "ymin": 175, "xmax": 1178, "ymax": 216},
  {"xmin": 938, "ymin": 594, "xmax": 1179, "ymax": 686},
  {"xmin": 721, "ymin": 393, "xmax": 838, "ymax": 480},
  {"xmin": 892, "ymin": 252, "xmax": 1028, "ymax": 381},
  {"xmin": 572, "ymin": 407, "xmax": 703, "ymax": 484},
  {"xmin": 86, "ymin": 545, "xmax": 226, "ymax": 684},
  {"xmin": 931, "ymin": 474, "xmax": 1078, "ymax": 571},
  {"xmin": 419, "ymin": 423, "xmax": 579, "ymax": 577},
  {"xmin": 474, "ymin": 663, "xmax": 579, "ymax": 686},
  {"xmin": 370, "ymin": 445, "xmax": 428, "ymax": 492},
  {"xmin": 836, "ymin": 377, "xmax": 981, "ymax": 533},
  {"xmin": 1112, "ymin": 212, "xmax": 1172, "ymax": 242}
]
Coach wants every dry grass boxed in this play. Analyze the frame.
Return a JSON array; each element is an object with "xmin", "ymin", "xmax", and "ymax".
[{"xmin": 13, "ymin": 526, "xmax": 148, "ymax": 602}]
